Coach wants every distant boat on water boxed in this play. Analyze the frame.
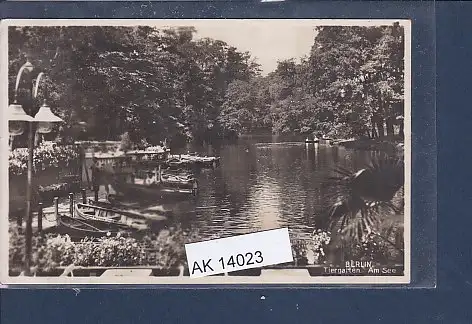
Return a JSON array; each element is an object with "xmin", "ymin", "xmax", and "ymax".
[{"xmin": 305, "ymin": 136, "xmax": 319, "ymax": 143}]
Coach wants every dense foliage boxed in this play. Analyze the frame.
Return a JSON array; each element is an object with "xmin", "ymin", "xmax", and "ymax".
[
  {"xmin": 10, "ymin": 225, "xmax": 351, "ymax": 271},
  {"xmin": 290, "ymin": 228, "xmax": 403, "ymax": 267},
  {"xmin": 291, "ymin": 229, "xmax": 332, "ymax": 266},
  {"xmin": 9, "ymin": 23, "xmax": 404, "ymax": 145},
  {"xmin": 351, "ymin": 233, "xmax": 403, "ymax": 265},
  {"xmin": 9, "ymin": 226, "xmax": 204, "ymax": 273},
  {"xmin": 317, "ymin": 153, "xmax": 405, "ymax": 262},
  {"xmin": 9, "ymin": 142, "xmax": 79, "ymax": 176},
  {"xmin": 9, "ymin": 26, "xmax": 259, "ymax": 146},
  {"xmin": 220, "ymin": 24, "xmax": 405, "ymax": 139}
]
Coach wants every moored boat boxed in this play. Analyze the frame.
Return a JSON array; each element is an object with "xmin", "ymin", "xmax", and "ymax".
[
  {"xmin": 52, "ymin": 214, "xmax": 120, "ymax": 240},
  {"xmin": 74, "ymin": 203, "xmax": 150, "ymax": 230},
  {"xmin": 160, "ymin": 172, "xmax": 197, "ymax": 189},
  {"xmin": 88, "ymin": 199, "xmax": 173, "ymax": 219},
  {"xmin": 166, "ymin": 154, "xmax": 220, "ymax": 169},
  {"xmin": 111, "ymin": 180, "xmax": 196, "ymax": 203},
  {"xmin": 166, "ymin": 157, "xmax": 185, "ymax": 169},
  {"xmin": 96, "ymin": 167, "xmax": 197, "ymax": 203}
]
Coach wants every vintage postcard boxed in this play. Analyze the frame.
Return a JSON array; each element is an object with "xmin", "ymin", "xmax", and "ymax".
[{"xmin": 1, "ymin": 19, "xmax": 411, "ymax": 285}]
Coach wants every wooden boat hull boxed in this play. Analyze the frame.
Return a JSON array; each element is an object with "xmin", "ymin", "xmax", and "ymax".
[
  {"xmin": 160, "ymin": 175, "xmax": 197, "ymax": 189},
  {"xmin": 90, "ymin": 199, "xmax": 173, "ymax": 218},
  {"xmin": 53, "ymin": 214, "xmax": 118, "ymax": 240},
  {"xmin": 74, "ymin": 203, "xmax": 150, "ymax": 230},
  {"xmin": 165, "ymin": 155, "xmax": 220, "ymax": 169},
  {"xmin": 111, "ymin": 181, "xmax": 196, "ymax": 202}
]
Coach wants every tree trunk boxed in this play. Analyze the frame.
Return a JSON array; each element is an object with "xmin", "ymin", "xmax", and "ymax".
[
  {"xmin": 371, "ymin": 116, "xmax": 378, "ymax": 138},
  {"xmin": 376, "ymin": 116, "xmax": 385, "ymax": 138},
  {"xmin": 376, "ymin": 93, "xmax": 385, "ymax": 138},
  {"xmin": 386, "ymin": 117, "xmax": 395, "ymax": 137}
]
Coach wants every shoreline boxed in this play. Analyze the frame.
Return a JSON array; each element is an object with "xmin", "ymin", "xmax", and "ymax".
[{"xmin": 333, "ymin": 137, "xmax": 404, "ymax": 152}]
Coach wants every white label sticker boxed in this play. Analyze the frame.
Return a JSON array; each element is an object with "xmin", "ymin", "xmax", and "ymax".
[{"xmin": 185, "ymin": 228, "xmax": 293, "ymax": 278}]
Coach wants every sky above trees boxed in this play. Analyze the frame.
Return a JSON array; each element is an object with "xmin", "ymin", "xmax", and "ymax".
[{"xmin": 191, "ymin": 21, "xmax": 318, "ymax": 75}]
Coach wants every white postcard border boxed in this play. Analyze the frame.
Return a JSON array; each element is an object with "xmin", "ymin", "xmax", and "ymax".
[{"xmin": 0, "ymin": 18, "xmax": 412, "ymax": 285}]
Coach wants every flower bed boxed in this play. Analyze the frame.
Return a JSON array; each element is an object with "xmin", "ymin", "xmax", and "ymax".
[
  {"xmin": 290, "ymin": 229, "xmax": 403, "ymax": 268},
  {"xmin": 9, "ymin": 142, "xmax": 82, "ymax": 212},
  {"xmin": 9, "ymin": 226, "xmax": 333, "ymax": 274},
  {"xmin": 75, "ymin": 141, "xmax": 121, "ymax": 153},
  {"xmin": 290, "ymin": 230, "xmax": 332, "ymax": 266},
  {"xmin": 9, "ymin": 142, "xmax": 80, "ymax": 176},
  {"xmin": 9, "ymin": 225, "xmax": 203, "ymax": 274},
  {"xmin": 9, "ymin": 223, "xmax": 403, "ymax": 276}
]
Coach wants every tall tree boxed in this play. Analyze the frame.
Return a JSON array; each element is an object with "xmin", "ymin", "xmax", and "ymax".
[{"xmin": 9, "ymin": 25, "xmax": 261, "ymax": 146}]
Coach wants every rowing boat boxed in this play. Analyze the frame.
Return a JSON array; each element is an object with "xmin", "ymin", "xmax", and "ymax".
[
  {"xmin": 74, "ymin": 203, "xmax": 149, "ymax": 230},
  {"xmin": 160, "ymin": 173, "xmax": 197, "ymax": 189},
  {"xmin": 111, "ymin": 180, "xmax": 196, "ymax": 202},
  {"xmin": 54, "ymin": 214, "xmax": 119, "ymax": 239},
  {"xmin": 88, "ymin": 199, "xmax": 172, "ymax": 219}
]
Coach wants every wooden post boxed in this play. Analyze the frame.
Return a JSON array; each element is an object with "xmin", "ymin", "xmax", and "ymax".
[
  {"xmin": 37, "ymin": 202, "xmax": 43, "ymax": 233},
  {"xmin": 84, "ymin": 149, "xmax": 92, "ymax": 189},
  {"xmin": 54, "ymin": 197, "xmax": 59, "ymax": 225},
  {"xmin": 81, "ymin": 188, "xmax": 87, "ymax": 204},
  {"xmin": 24, "ymin": 122, "xmax": 35, "ymax": 275},
  {"xmin": 93, "ymin": 165, "xmax": 99, "ymax": 202},
  {"xmin": 158, "ymin": 164, "xmax": 162, "ymax": 183},
  {"xmin": 69, "ymin": 193, "xmax": 74, "ymax": 217},
  {"xmin": 91, "ymin": 155, "xmax": 97, "ymax": 194},
  {"xmin": 17, "ymin": 212, "xmax": 23, "ymax": 230},
  {"xmin": 77, "ymin": 144, "xmax": 83, "ymax": 189},
  {"xmin": 192, "ymin": 180, "xmax": 198, "ymax": 196}
]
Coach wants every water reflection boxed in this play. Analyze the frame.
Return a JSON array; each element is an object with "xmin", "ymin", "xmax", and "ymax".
[{"xmin": 169, "ymin": 136, "xmax": 378, "ymax": 240}]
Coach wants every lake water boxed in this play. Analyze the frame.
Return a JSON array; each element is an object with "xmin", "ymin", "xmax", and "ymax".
[
  {"xmin": 164, "ymin": 135, "xmax": 380, "ymax": 241},
  {"xmin": 33, "ymin": 135, "xmax": 381, "ymax": 242}
]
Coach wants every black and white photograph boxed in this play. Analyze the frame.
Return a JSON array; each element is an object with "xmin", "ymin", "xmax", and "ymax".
[{"xmin": 1, "ymin": 19, "xmax": 411, "ymax": 284}]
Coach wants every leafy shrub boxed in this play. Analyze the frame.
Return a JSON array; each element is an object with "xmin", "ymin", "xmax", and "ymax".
[
  {"xmin": 9, "ymin": 225, "xmax": 204, "ymax": 273},
  {"xmin": 291, "ymin": 230, "xmax": 332, "ymax": 266},
  {"xmin": 9, "ymin": 226, "xmax": 47, "ymax": 272},
  {"xmin": 291, "ymin": 240, "xmax": 309, "ymax": 266},
  {"xmin": 351, "ymin": 233, "xmax": 403, "ymax": 266},
  {"xmin": 73, "ymin": 236, "xmax": 146, "ymax": 267},
  {"xmin": 311, "ymin": 230, "xmax": 332, "ymax": 264},
  {"xmin": 142, "ymin": 227, "xmax": 204, "ymax": 269},
  {"xmin": 119, "ymin": 132, "xmax": 133, "ymax": 152},
  {"xmin": 9, "ymin": 142, "xmax": 79, "ymax": 176}
]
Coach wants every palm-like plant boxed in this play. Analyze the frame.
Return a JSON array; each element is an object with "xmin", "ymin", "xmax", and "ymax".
[{"xmin": 323, "ymin": 153, "xmax": 405, "ymax": 254}]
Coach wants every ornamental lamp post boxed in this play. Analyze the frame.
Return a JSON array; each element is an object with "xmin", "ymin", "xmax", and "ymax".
[
  {"xmin": 35, "ymin": 99, "xmax": 64, "ymax": 133},
  {"xmin": 8, "ymin": 61, "xmax": 63, "ymax": 275},
  {"xmin": 8, "ymin": 102, "xmax": 34, "ymax": 135}
]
